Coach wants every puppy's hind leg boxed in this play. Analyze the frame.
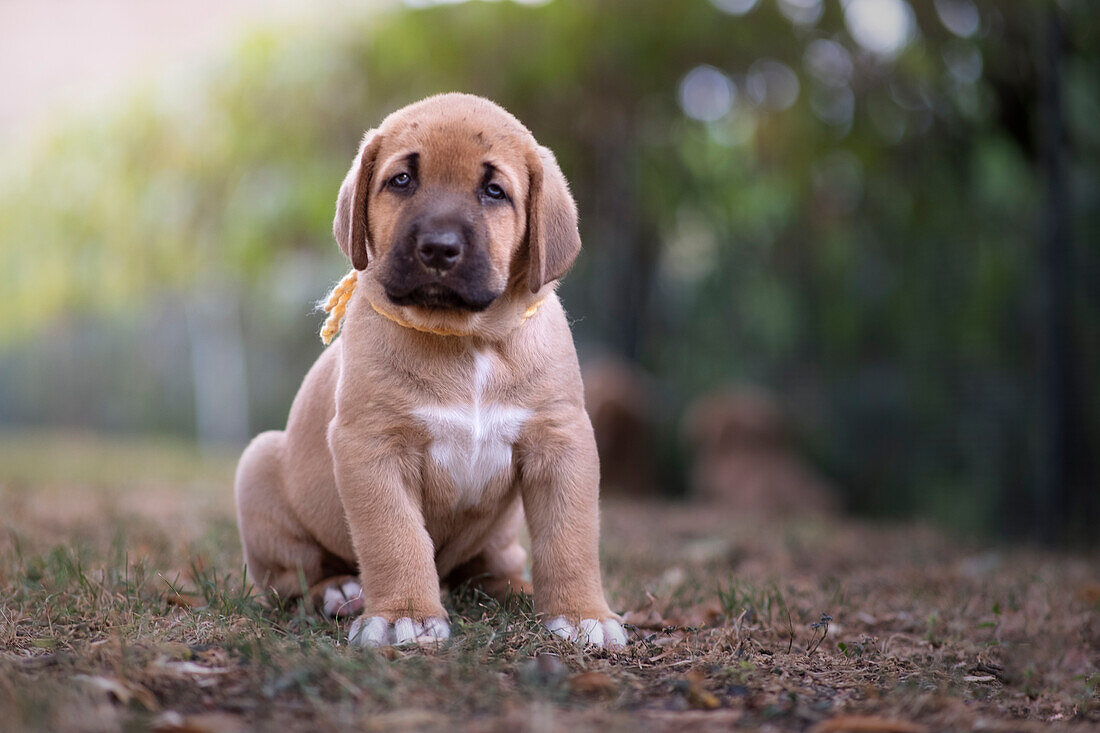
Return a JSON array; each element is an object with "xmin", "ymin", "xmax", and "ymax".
[
  {"xmin": 235, "ymin": 430, "xmax": 328, "ymax": 600},
  {"xmin": 309, "ymin": 575, "xmax": 365, "ymax": 618},
  {"xmin": 446, "ymin": 548, "xmax": 532, "ymax": 606}
]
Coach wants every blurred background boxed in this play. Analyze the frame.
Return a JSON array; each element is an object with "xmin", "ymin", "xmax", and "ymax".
[{"xmin": 1, "ymin": 0, "xmax": 1096, "ymax": 543}]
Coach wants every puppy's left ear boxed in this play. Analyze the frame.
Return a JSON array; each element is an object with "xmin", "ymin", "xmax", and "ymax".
[
  {"xmin": 333, "ymin": 129, "xmax": 382, "ymax": 271},
  {"xmin": 525, "ymin": 145, "xmax": 581, "ymax": 293}
]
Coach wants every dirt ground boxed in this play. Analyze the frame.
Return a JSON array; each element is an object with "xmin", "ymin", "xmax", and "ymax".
[{"xmin": 0, "ymin": 433, "xmax": 1097, "ymax": 732}]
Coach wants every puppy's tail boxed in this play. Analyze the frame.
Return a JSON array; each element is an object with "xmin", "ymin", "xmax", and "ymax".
[{"xmin": 319, "ymin": 270, "xmax": 357, "ymax": 345}]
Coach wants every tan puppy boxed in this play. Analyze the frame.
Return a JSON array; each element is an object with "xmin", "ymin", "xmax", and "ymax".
[
  {"xmin": 682, "ymin": 387, "xmax": 838, "ymax": 516},
  {"xmin": 583, "ymin": 356, "xmax": 661, "ymax": 497},
  {"xmin": 234, "ymin": 94, "xmax": 624, "ymax": 649}
]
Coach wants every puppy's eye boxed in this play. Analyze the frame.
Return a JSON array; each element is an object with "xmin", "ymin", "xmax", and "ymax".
[
  {"xmin": 389, "ymin": 172, "xmax": 412, "ymax": 189},
  {"xmin": 484, "ymin": 183, "xmax": 506, "ymax": 200}
]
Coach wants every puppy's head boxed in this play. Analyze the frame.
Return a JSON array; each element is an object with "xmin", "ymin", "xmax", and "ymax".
[{"xmin": 333, "ymin": 93, "xmax": 581, "ymax": 315}]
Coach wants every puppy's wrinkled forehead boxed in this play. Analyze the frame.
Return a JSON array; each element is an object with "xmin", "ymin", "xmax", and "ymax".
[{"xmin": 376, "ymin": 95, "xmax": 532, "ymax": 185}]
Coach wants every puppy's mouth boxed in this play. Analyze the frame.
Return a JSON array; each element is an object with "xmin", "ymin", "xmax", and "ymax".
[{"xmin": 385, "ymin": 283, "xmax": 497, "ymax": 312}]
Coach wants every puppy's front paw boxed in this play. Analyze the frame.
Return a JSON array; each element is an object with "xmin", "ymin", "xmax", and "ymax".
[
  {"xmin": 347, "ymin": 615, "xmax": 450, "ymax": 647},
  {"xmin": 545, "ymin": 616, "xmax": 627, "ymax": 650}
]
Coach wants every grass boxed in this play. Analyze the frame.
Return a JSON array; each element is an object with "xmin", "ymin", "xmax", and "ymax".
[{"xmin": 0, "ymin": 432, "xmax": 1097, "ymax": 731}]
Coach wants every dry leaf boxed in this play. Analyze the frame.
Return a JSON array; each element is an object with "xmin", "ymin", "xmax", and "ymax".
[
  {"xmin": 166, "ymin": 593, "xmax": 206, "ymax": 609},
  {"xmin": 153, "ymin": 711, "xmax": 245, "ymax": 733},
  {"xmin": 364, "ymin": 710, "xmax": 449, "ymax": 732},
  {"xmin": 569, "ymin": 670, "xmax": 617, "ymax": 697},
  {"xmin": 652, "ymin": 631, "xmax": 686, "ymax": 648},
  {"xmin": 666, "ymin": 600, "xmax": 724, "ymax": 628},
  {"xmin": 648, "ymin": 649, "xmax": 680, "ymax": 663},
  {"xmin": 152, "ymin": 660, "xmax": 232, "ymax": 677},
  {"xmin": 689, "ymin": 687, "xmax": 720, "ymax": 710},
  {"xmin": 639, "ymin": 710, "xmax": 744, "ymax": 726},
  {"xmin": 1076, "ymin": 584, "xmax": 1100, "ymax": 605},
  {"xmin": 684, "ymin": 669, "xmax": 720, "ymax": 710},
  {"xmin": 621, "ymin": 608, "xmax": 667, "ymax": 629},
  {"xmin": 157, "ymin": 642, "xmax": 194, "ymax": 660},
  {"xmin": 811, "ymin": 715, "xmax": 930, "ymax": 733},
  {"xmin": 74, "ymin": 674, "xmax": 158, "ymax": 711}
]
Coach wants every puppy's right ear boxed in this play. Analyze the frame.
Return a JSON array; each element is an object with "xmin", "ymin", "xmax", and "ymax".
[{"xmin": 333, "ymin": 129, "xmax": 382, "ymax": 271}]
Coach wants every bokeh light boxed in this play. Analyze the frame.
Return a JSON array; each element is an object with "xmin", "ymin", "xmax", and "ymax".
[
  {"xmin": 843, "ymin": 0, "xmax": 917, "ymax": 60},
  {"xmin": 810, "ymin": 84, "xmax": 854, "ymax": 129},
  {"xmin": 709, "ymin": 0, "xmax": 760, "ymax": 16},
  {"xmin": 678, "ymin": 65, "xmax": 737, "ymax": 122},
  {"xmin": 746, "ymin": 58, "xmax": 800, "ymax": 111},
  {"xmin": 934, "ymin": 0, "xmax": 980, "ymax": 38},
  {"xmin": 943, "ymin": 40, "xmax": 983, "ymax": 85},
  {"xmin": 778, "ymin": 0, "xmax": 824, "ymax": 27},
  {"xmin": 804, "ymin": 38, "xmax": 854, "ymax": 87}
]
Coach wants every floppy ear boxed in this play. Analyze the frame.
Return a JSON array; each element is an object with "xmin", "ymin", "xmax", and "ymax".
[
  {"xmin": 333, "ymin": 129, "xmax": 382, "ymax": 271},
  {"xmin": 525, "ymin": 145, "xmax": 582, "ymax": 293}
]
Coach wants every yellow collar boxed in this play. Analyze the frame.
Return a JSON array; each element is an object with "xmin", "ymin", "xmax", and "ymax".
[
  {"xmin": 369, "ymin": 300, "xmax": 471, "ymax": 337},
  {"xmin": 369, "ymin": 297, "xmax": 546, "ymax": 338},
  {"xmin": 319, "ymin": 269, "xmax": 545, "ymax": 344}
]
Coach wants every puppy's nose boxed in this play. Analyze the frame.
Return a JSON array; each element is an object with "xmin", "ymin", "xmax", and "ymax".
[{"xmin": 415, "ymin": 228, "xmax": 463, "ymax": 272}]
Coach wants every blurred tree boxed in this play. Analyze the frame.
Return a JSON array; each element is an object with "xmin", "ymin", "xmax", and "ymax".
[{"xmin": 0, "ymin": 0, "xmax": 1096, "ymax": 539}]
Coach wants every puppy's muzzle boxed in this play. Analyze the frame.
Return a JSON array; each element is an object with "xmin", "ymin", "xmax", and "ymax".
[
  {"xmin": 415, "ymin": 224, "xmax": 464, "ymax": 273},
  {"xmin": 383, "ymin": 211, "xmax": 499, "ymax": 312}
]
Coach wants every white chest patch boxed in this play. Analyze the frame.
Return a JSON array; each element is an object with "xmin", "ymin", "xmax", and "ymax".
[{"xmin": 412, "ymin": 350, "xmax": 530, "ymax": 505}]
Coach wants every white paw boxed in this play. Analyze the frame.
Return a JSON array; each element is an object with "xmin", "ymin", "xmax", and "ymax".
[
  {"xmin": 347, "ymin": 615, "xmax": 450, "ymax": 647},
  {"xmin": 545, "ymin": 616, "xmax": 627, "ymax": 650},
  {"xmin": 322, "ymin": 580, "xmax": 364, "ymax": 618}
]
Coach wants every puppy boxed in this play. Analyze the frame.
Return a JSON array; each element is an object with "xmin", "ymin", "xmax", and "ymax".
[
  {"xmin": 682, "ymin": 387, "xmax": 838, "ymax": 516},
  {"xmin": 583, "ymin": 356, "xmax": 661, "ymax": 497},
  {"xmin": 234, "ymin": 93, "xmax": 625, "ymax": 649}
]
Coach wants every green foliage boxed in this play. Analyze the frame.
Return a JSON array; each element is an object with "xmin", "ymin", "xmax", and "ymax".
[{"xmin": 0, "ymin": 0, "xmax": 1097, "ymax": 534}]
